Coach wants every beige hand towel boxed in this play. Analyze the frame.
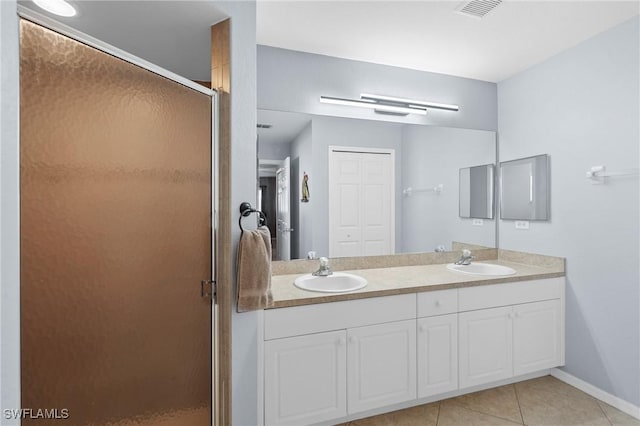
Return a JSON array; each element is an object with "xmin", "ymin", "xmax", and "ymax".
[{"xmin": 237, "ymin": 226, "xmax": 273, "ymax": 312}]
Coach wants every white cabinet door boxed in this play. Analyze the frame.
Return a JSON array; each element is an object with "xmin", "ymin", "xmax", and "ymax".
[
  {"xmin": 265, "ymin": 330, "xmax": 347, "ymax": 426},
  {"xmin": 418, "ymin": 314, "xmax": 458, "ymax": 398},
  {"xmin": 347, "ymin": 320, "xmax": 416, "ymax": 414},
  {"xmin": 459, "ymin": 306, "xmax": 513, "ymax": 388},
  {"xmin": 513, "ymin": 299, "xmax": 562, "ymax": 375}
]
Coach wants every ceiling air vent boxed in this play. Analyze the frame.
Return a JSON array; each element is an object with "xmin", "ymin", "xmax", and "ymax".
[
  {"xmin": 455, "ymin": 0, "xmax": 502, "ymax": 19},
  {"xmin": 257, "ymin": 123, "xmax": 272, "ymax": 129}
]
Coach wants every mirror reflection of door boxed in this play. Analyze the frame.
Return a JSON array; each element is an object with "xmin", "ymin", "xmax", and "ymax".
[
  {"xmin": 258, "ymin": 159, "xmax": 282, "ymax": 260},
  {"xmin": 329, "ymin": 147, "xmax": 395, "ymax": 258},
  {"xmin": 276, "ymin": 157, "xmax": 292, "ymax": 261}
]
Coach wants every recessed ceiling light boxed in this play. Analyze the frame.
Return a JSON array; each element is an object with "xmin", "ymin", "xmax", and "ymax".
[{"xmin": 32, "ymin": 0, "xmax": 77, "ymax": 17}]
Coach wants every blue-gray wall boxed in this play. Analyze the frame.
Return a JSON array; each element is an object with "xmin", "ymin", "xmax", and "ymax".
[
  {"xmin": 210, "ymin": 3, "xmax": 260, "ymax": 426},
  {"xmin": 401, "ymin": 126, "xmax": 496, "ymax": 253},
  {"xmin": 498, "ymin": 16, "xmax": 640, "ymax": 406},
  {"xmin": 258, "ymin": 140, "xmax": 290, "ymax": 161},
  {"xmin": 258, "ymin": 45, "xmax": 497, "ymax": 131},
  {"xmin": 1, "ymin": 0, "xmax": 21, "ymax": 421}
]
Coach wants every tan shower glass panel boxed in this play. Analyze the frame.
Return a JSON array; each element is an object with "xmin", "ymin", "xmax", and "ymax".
[{"xmin": 20, "ymin": 20, "xmax": 212, "ymax": 425}]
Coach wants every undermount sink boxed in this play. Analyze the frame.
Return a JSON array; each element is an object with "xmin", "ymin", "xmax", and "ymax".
[
  {"xmin": 446, "ymin": 263, "xmax": 516, "ymax": 276},
  {"xmin": 294, "ymin": 272, "xmax": 368, "ymax": 293}
]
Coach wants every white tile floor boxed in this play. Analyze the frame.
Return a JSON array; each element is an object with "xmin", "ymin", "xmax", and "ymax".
[{"xmin": 339, "ymin": 376, "xmax": 639, "ymax": 426}]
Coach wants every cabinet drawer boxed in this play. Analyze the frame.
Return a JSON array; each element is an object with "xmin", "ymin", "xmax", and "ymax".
[
  {"xmin": 458, "ymin": 278, "xmax": 563, "ymax": 312},
  {"xmin": 265, "ymin": 294, "xmax": 416, "ymax": 340},
  {"xmin": 417, "ymin": 289, "xmax": 458, "ymax": 317}
]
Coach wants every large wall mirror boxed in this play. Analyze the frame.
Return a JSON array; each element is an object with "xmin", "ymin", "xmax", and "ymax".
[{"xmin": 257, "ymin": 109, "xmax": 497, "ymax": 261}]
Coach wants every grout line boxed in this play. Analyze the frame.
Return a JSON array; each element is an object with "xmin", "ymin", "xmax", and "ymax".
[
  {"xmin": 435, "ymin": 401, "xmax": 441, "ymax": 426},
  {"xmin": 513, "ymin": 383, "xmax": 526, "ymax": 425},
  {"xmin": 441, "ymin": 400, "xmax": 524, "ymax": 425},
  {"xmin": 596, "ymin": 400, "xmax": 615, "ymax": 426}
]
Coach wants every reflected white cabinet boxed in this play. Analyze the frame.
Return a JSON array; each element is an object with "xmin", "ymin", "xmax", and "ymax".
[
  {"xmin": 264, "ymin": 330, "xmax": 347, "ymax": 426},
  {"xmin": 417, "ymin": 313, "xmax": 458, "ymax": 398},
  {"xmin": 347, "ymin": 320, "xmax": 416, "ymax": 413},
  {"xmin": 513, "ymin": 299, "xmax": 562, "ymax": 375},
  {"xmin": 459, "ymin": 306, "xmax": 514, "ymax": 388}
]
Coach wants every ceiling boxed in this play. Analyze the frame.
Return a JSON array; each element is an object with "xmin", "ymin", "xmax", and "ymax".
[
  {"xmin": 257, "ymin": 1, "xmax": 639, "ymax": 82},
  {"xmin": 257, "ymin": 109, "xmax": 312, "ymax": 145},
  {"xmin": 19, "ymin": 0, "xmax": 227, "ymax": 81},
  {"xmin": 18, "ymin": 1, "xmax": 639, "ymax": 84}
]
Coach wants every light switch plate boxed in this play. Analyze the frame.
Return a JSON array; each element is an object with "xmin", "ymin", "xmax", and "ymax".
[
  {"xmin": 472, "ymin": 219, "xmax": 484, "ymax": 226},
  {"xmin": 515, "ymin": 221, "xmax": 530, "ymax": 230}
]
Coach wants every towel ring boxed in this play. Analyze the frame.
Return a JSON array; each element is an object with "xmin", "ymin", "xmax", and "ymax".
[{"xmin": 239, "ymin": 202, "xmax": 267, "ymax": 232}]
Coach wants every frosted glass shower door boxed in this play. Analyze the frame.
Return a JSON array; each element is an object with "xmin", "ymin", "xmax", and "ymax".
[{"xmin": 20, "ymin": 20, "xmax": 213, "ymax": 425}]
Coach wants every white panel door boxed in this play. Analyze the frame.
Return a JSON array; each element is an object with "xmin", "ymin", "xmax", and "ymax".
[
  {"xmin": 347, "ymin": 320, "xmax": 416, "ymax": 414},
  {"xmin": 329, "ymin": 148, "xmax": 394, "ymax": 258},
  {"xmin": 417, "ymin": 314, "xmax": 458, "ymax": 398},
  {"xmin": 361, "ymin": 154, "xmax": 393, "ymax": 256},
  {"xmin": 459, "ymin": 306, "xmax": 513, "ymax": 388},
  {"xmin": 264, "ymin": 330, "xmax": 347, "ymax": 426},
  {"xmin": 331, "ymin": 152, "xmax": 362, "ymax": 258},
  {"xmin": 513, "ymin": 300, "xmax": 562, "ymax": 375},
  {"xmin": 276, "ymin": 157, "xmax": 292, "ymax": 260}
]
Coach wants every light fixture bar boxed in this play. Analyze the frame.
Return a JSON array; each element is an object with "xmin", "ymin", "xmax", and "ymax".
[
  {"xmin": 360, "ymin": 93, "xmax": 459, "ymax": 111},
  {"xmin": 319, "ymin": 96, "xmax": 427, "ymax": 115}
]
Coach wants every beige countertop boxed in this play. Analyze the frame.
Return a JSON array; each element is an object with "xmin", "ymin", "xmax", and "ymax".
[{"xmin": 269, "ymin": 259, "xmax": 565, "ymax": 309}]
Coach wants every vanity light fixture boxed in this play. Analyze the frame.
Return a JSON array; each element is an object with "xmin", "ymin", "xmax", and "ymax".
[
  {"xmin": 360, "ymin": 93, "xmax": 459, "ymax": 112},
  {"xmin": 319, "ymin": 96, "xmax": 427, "ymax": 116},
  {"xmin": 32, "ymin": 0, "xmax": 77, "ymax": 17}
]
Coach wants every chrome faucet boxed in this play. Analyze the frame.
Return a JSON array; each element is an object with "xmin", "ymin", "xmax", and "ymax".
[
  {"xmin": 312, "ymin": 257, "xmax": 333, "ymax": 277},
  {"xmin": 455, "ymin": 249, "xmax": 475, "ymax": 266}
]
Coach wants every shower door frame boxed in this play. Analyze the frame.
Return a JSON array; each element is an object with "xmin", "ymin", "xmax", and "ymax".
[{"xmin": 16, "ymin": 5, "xmax": 221, "ymax": 425}]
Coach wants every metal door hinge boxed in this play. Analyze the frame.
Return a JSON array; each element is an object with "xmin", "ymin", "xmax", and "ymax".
[{"xmin": 201, "ymin": 279, "xmax": 216, "ymax": 302}]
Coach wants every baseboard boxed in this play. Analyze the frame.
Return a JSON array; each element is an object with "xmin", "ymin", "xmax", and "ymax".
[
  {"xmin": 314, "ymin": 370, "xmax": 551, "ymax": 426},
  {"xmin": 550, "ymin": 368, "xmax": 640, "ymax": 420}
]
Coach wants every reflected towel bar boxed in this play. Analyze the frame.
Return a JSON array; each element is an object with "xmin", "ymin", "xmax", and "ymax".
[{"xmin": 403, "ymin": 184, "xmax": 444, "ymax": 197}]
